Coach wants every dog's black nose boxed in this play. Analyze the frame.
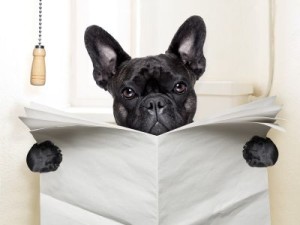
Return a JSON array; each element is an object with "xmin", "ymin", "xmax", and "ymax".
[{"xmin": 144, "ymin": 97, "xmax": 166, "ymax": 115}]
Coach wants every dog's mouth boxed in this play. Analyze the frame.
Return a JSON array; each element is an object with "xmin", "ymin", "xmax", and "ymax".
[{"xmin": 148, "ymin": 121, "xmax": 170, "ymax": 135}]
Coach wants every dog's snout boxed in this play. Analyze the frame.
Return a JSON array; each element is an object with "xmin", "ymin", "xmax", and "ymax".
[
  {"xmin": 144, "ymin": 97, "xmax": 166, "ymax": 115},
  {"xmin": 157, "ymin": 100, "xmax": 165, "ymax": 109},
  {"xmin": 146, "ymin": 101, "xmax": 154, "ymax": 110}
]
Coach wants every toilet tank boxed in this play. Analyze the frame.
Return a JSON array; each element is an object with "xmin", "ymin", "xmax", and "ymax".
[{"xmin": 194, "ymin": 81, "xmax": 253, "ymax": 121}]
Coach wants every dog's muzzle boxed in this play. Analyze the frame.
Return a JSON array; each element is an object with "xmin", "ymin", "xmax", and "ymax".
[
  {"xmin": 138, "ymin": 94, "xmax": 177, "ymax": 135},
  {"xmin": 142, "ymin": 96, "xmax": 167, "ymax": 117}
]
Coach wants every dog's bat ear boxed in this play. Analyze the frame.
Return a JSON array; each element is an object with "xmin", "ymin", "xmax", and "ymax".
[
  {"xmin": 166, "ymin": 16, "xmax": 206, "ymax": 80},
  {"xmin": 84, "ymin": 25, "xmax": 131, "ymax": 90}
]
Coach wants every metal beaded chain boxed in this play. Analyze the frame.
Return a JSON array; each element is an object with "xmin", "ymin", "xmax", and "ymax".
[{"xmin": 38, "ymin": 0, "xmax": 43, "ymax": 47}]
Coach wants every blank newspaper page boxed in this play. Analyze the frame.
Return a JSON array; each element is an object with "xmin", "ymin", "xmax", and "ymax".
[{"xmin": 20, "ymin": 97, "xmax": 282, "ymax": 225}]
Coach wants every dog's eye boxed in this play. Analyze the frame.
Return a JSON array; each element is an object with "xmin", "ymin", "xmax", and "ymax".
[
  {"xmin": 122, "ymin": 88, "xmax": 136, "ymax": 99},
  {"xmin": 173, "ymin": 82, "xmax": 187, "ymax": 94}
]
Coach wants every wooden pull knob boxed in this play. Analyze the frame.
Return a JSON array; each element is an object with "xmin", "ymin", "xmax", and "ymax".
[{"xmin": 30, "ymin": 46, "xmax": 46, "ymax": 86}]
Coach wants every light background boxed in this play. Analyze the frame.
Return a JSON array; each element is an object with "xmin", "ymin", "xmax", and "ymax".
[{"xmin": 0, "ymin": 0, "xmax": 299, "ymax": 225}]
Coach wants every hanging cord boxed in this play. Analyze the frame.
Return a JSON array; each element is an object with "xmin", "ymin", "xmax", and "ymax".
[
  {"xmin": 38, "ymin": 0, "xmax": 43, "ymax": 47},
  {"xmin": 30, "ymin": 0, "xmax": 46, "ymax": 86}
]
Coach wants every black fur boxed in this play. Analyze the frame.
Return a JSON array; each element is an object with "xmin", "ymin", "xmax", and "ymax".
[
  {"xmin": 243, "ymin": 136, "xmax": 278, "ymax": 167},
  {"xmin": 84, "ymin": 25, "xmax": 131, "ymax": 90},
  {"xmin": 167, "ymin": 15, "xmax": 206, "ymax": 79},
  {"xmin": 26, "ymin": 16, "xmax": 278, "ymax": 172},
  {"xmin": 27, "ymin": 141, "xmax": 62, "ymax": 172},
  {"xmin": 84, "ymin": 16, "xmax": 206, "ymax": 135}
]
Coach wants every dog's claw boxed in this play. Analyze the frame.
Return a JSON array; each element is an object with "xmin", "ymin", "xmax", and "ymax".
[
  {"xmin": 26, "ymin": 140, "xmax": 63, "ymax": 173},
  {"xmin": 243, "ymin": 136, "xmax": 278, "ymax": 167}
]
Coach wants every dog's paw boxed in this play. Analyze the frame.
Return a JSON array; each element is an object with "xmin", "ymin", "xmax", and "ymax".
[
  {"xmin": 243, "ymin": 136, "xmax": 278, "ymax": 167},
  {"xmin": 26, "ymin": 141, "xmax": 62, "ymax": 173}
]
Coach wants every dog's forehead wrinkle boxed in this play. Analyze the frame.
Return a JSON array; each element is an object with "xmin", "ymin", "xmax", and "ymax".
[
  {"xmin": 135, "ymin": 57, "xmax": 176, "ymax": 81},
  {"xmin": 116, "ymin": 55, "xmax": 191, "ymax": 95}
]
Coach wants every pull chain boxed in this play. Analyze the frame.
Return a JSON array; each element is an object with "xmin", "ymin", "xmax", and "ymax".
[
  {"xmin": 38, "ymin": 0, "xmax": 42, "ymax": 47},
  {"xmin": 30, "ymin": 0, "xmax": 46, "ymax": 86}
]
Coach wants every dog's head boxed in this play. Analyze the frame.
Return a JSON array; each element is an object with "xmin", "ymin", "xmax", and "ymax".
[{"xmin": 85, "ymin": 16, "xmax": 206, "ymax": 135}]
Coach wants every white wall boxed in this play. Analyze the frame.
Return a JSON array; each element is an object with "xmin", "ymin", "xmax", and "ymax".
[
  {"xmin": 138, "ymin": 0, "xmax": 270, "ymax": 96},
  {"xmin": 70, "ymin": 0, "xmax": 132, "ymax": 108},
  {"xmin": 0, "ymin": 0, "xmax": 299, "ymax": 225},
  {"xmin": 268, "ymin": 0, "xmax": 300, "ymax": 224},
  {"xmin": 72, "ymin": 0, "xmax": 271, "ymax": 108},
  {"xmin": 0, "ymin": 0, "xmax": 71, "ymax": 224}
]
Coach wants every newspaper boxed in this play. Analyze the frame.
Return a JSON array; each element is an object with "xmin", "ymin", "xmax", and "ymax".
[{"xmin": 20, "ymin": 97, "xmax": 282, "ymax": 225}]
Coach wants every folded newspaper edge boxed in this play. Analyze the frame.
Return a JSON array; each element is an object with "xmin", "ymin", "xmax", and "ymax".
[
  {"xmin": 20, "ymin": 97, "xmax": 283, "ymax": 225},
  {"xmin": 20, "ymin": 96, "xmax": 283, "ymax": 133}
]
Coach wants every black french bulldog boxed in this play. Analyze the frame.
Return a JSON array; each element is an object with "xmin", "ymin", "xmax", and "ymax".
[{"xmin": 26, "ymin": 16, "xmax": 278, "ymax": 173}]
